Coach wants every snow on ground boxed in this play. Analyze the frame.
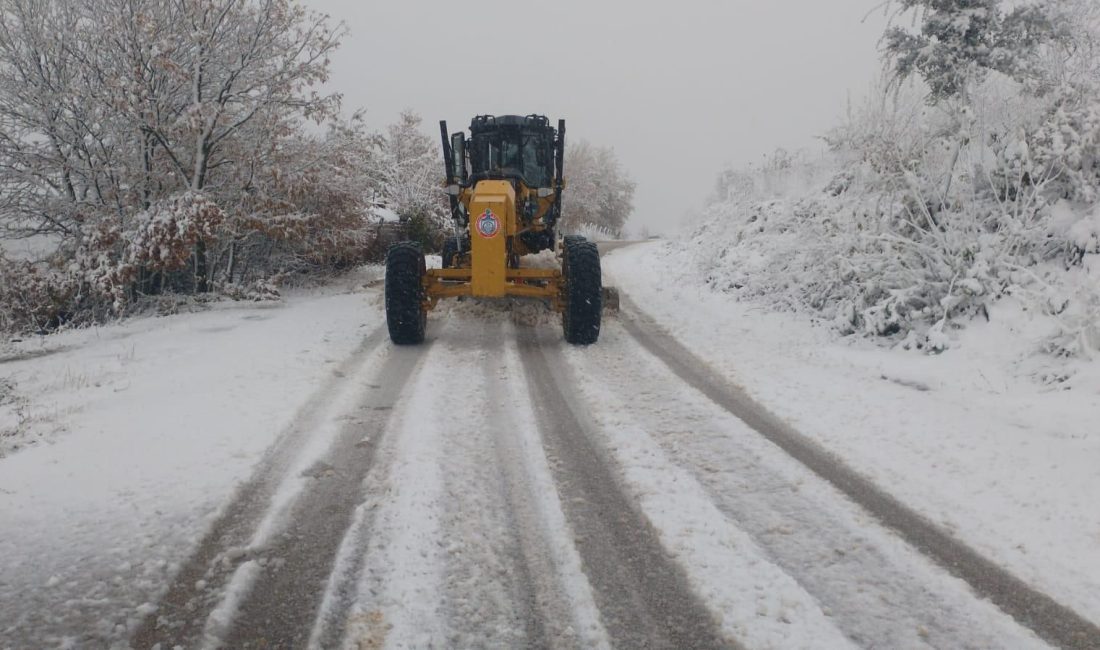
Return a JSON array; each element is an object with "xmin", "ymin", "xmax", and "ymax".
[
  {"xmin": 341, "ymin": 310, "xmax": 610, "ymax": 650},
  {"xmin": 0, "ymin": 280, "xmax": 381, "ymax": 646},
  {"xmin": 567, "ymin": 319, "xmax": 1047, "ymax": 648},
  {"xmin": 561, "ymin": 342, "xmax": 858, "ymax": 649},
  {"xmin": 498, "ymin": 336, "xmax": 611, "ymax": 649},
  {"xmin": 2, "ymin": 243, "xmax": 1096, "ymax": 646},
  {"xmin": 603, "ymin": 241, "xmax": 1100, "ymax": 623},
  {"xmin": 344, "ymin": 336, "xmax": 449, "ymax": 649}
]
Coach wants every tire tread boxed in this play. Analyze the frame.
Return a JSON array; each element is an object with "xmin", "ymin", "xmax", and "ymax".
[
  {"xmin": 385, "ymin": 242, "xmax": 426, "ymax": 344},
  {"xmin": 563, "ymin": 241, "xmax": 601, "ymax": 344}
]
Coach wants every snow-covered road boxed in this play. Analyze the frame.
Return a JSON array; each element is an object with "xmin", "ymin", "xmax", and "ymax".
[{"xmin": 2, "ymin": 248, "xmax": 1098, "ymax": 649}]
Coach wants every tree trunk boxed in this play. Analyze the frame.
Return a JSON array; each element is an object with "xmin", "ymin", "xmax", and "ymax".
[
  {"xmin": 194, "ymin": 238, "xmax": 209, "ymax": 294},
  {"xmin": 226, "ymin": 240, "xmax": 237, "ymax": 285}
]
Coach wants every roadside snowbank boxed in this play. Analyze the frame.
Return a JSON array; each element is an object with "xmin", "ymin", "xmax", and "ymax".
[
  {"xmin": 0, "ymin": 284, "xmax": 380, "ymax": 646},
  {"xmin": 604, "ymin": 241, "xmax": 1100, "ymax": 624}
]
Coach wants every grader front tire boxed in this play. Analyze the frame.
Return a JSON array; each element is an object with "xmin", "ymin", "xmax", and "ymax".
[
  {"xmin": 563, "ymin": 241, "xmax": 602, "ymax": 345},
  {"xmin": 385, "ymin": 242, "xmax": 427, "ymax": 345}
]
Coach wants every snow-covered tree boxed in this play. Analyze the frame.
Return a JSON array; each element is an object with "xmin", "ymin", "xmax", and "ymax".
[
  {"xmin": 561, "ymin": 140, "xmax": 636, "ymax": 237},
  {"xmin": 0, "ymin": 0, "xmax": 88, "ymax": 238},
  {"xmin": 371, "ymin": 110, "xmax": 448, "ymax": 247},
  {"xmin": 0, "ymin": 0, "xmax": 363, "ymax": 330},
  {"xmin": 1038, "ymin": 0, "xmax": 1100, "ymax": 91},
  {"xmin": 884, "ymin": 0, "xmax": 1057, "ymax": 101},
  {"xmin": 217, "ymin": 116, "xmax": 381, "ymax": 284}
]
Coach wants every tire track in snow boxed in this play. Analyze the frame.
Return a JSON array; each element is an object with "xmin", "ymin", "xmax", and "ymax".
[
  {"xmin": 618, "ymin": 295, "xmax": 1100, "ymax": 650},
  {"xmin": 318, "ymin": 315, "xmax": 541, "ymax": 649},
  {"xmin": 575, "ymin": 320, "xmax": 1048, "ymax": 649},
  {"xmin": 430, "ymin": 318, "xmax": 549, "ymax": 648},
  {"xmin": 483, "ymin": 320, "xmax": 611, "ymax": 648},
  {"xmin": 131, "ymin": 324, "xmax": 390, "ymax": 648},
  {"xmin": 335, "ymin": 318, "xmax": 461, "ymax": 648},
  {"xmin": 332, "ymin": 307, "xmax": 608, "ymax": 649},
  {"xmin": 516, "ymin": 325, "xmax": 734, "ymax": 649},
  {"xmin": 305, "ymin": 313, "xmax": 473, "ymax": 649},
  {"xmin": 215, "ymin": 337, "xmax": 429, "ymax": 648}
]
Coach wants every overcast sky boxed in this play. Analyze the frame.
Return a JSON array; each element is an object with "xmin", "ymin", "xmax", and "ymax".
[{"xmin": 304, "ymin": 0, "xmax": 891, "ymax": 234}]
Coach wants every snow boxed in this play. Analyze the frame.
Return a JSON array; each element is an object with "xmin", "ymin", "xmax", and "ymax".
[
  {"xmin": 372, "ymin": 206, "xmax": 401, "ymax": 223},
  {"xmin": 344, "ymin": 341, "xmax": 449, "ymax": 649},
  {"xmin": 563, "ymin": 343, "xmax": 858, "ymax": 649},
  {"xmin": 500, "ymin": 338, "xmax": 611, "ymax": 649},
  {"xmin": 0, "ymin": 285, "xmax": 381, "ymax": 646},
  {"xmin": 567, "ymin": 317, "xmax": 1047, "ymax": 648},
  {"xmin": 2, "ymin": 245, "xmax": 1096, "ymax": 646},
  {"xmin": 199, "ymin": 321, "xmax": 394, "ymax": 649},
  {"xmin": 603, "ymin": 241, "xmax": 1100, "ymax": 624},
  {"xmin": 340, "ymin": 313, "xmax": 610, "ymax": 649}
]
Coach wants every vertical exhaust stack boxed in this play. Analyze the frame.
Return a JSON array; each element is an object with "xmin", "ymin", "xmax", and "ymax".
[
  {"xmin": 439, "ymin": 120, "xmax": 453, "ymax": 185},
  {"xmin": 554, "ymin": 119, "xmax": 566, "ymax": 226},
  {"xmin": 556, "ymin": 119, "xmax": 566, "ymax": 180},
  {"xmin": 440, "ymin": 121, "xmax": 461, "ymax": 221}
]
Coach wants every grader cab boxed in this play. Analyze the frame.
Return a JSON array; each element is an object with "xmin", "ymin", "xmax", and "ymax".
[{"xmin": 384, "ymin": 114, "xmax": 602, "ymax": 345}]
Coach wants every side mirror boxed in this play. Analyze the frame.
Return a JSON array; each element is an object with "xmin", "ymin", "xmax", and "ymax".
[{"xmin": 451, "ymin": 133, "xmax": 467, "ymax": 183}]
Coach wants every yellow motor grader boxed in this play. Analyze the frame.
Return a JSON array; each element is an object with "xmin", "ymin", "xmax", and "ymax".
[{"xmin": 384, "ymin": 114, "xmax": 602, "ymax": 345}]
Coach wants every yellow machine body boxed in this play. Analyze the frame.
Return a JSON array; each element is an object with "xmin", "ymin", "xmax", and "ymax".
[
  {"xmin": 468, "ymin": 181, "xmax": 512, "ymax": 297},
  {"xmin": 384, "ymin": 114, "xmax": 602, "ymax": 346},
  {"xmin": 424, "ymin": 179, "xmax": 563, "ymax": 308}
]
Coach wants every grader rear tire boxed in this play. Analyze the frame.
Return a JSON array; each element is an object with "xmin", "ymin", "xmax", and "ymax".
[
  {"xmin": 563, "ymin": 234, "xmax": 586, "ymax": 251},
  {"xmin": 563, "ymin": 241, "xmax": 602, "ymax": 345},
  {"xmin": 385, "ymin": 242, "xmax": 427, "ymax": 345}
]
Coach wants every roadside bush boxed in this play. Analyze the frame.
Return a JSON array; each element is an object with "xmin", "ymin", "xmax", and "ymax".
[
  {"xmin": 693, "ymin": 71, "xmax": 1100, "ymax": 357},
  {"xmin": 0, "ymin": 259, "xmax": 77, "ymax": 332}
]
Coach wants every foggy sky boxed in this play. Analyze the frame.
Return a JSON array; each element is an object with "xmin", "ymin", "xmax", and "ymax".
[{"xmin": 304, "ymin": 0, "xmax": 890, "ymax": 235}]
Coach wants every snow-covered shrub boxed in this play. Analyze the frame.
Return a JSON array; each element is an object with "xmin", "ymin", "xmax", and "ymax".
[
  {"xmin": 2, "ymin": 193, "xmax": 236, "ymax": 331},
  {"xmin": 1031, "ymin": 89, "xmax": 1100, "ymax": 205},
  {"xmin": 220, "ymin": 279, "xmax": 281, "ymax": 302},
  {"xmin": 125, "ymin": 192, "xmax": 225, "ymax": 290},
  {"xmin": 1029, "ymin": 263, "xmax": 1100, "ymax": 359},
  {"xmin": 0, "ymin": 258, "xmax": 78, "ymax": 332},
  {"xmin": 692, "ymin": 64, "xmax": 1100, "ymax": 356}
]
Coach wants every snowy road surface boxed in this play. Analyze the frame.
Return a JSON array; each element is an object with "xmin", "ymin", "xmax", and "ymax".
[{"xmin": 1, "ymin": 248, "xmax": 1098, "ymax": 648}]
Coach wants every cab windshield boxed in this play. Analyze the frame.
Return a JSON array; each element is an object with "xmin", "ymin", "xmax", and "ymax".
[{"xmin": 469, "ymin": 128, "xmax": 552, "ymax": 187}]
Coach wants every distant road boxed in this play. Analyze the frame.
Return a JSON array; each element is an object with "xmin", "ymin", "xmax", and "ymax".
[{"xmin": 596, "ymin": 239, "xmax": 650, "ymax": 255}]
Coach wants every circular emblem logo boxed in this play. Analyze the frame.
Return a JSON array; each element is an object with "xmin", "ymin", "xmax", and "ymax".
[{"xmin": 476, "ymin": 208, "xmax": 500, "ymax": 238}]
